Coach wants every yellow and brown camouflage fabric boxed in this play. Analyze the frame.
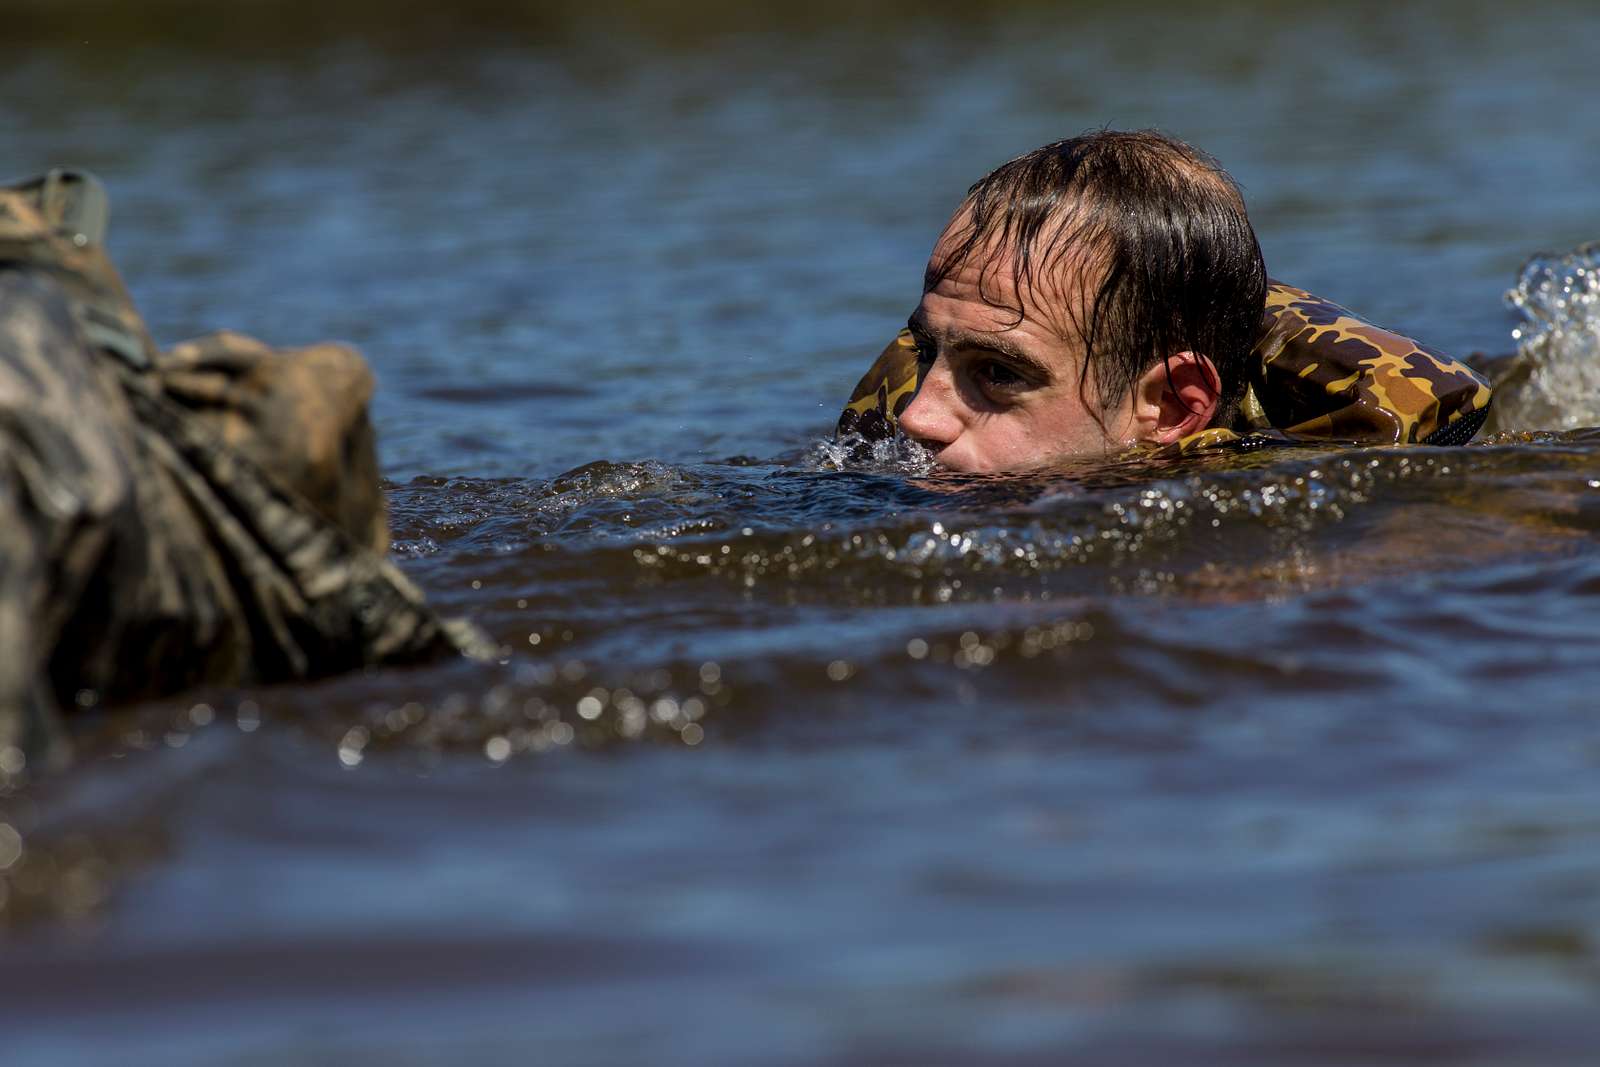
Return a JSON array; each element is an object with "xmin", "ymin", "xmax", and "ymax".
[
  {"xmin": 0, "ymin": 171, "xmax": 485, "ymax": 772},
  {"xmin": 837, "ymin": 281, "xmax": 1494, "ymax": 454},
  {"xmin": 0, "ymin": 170, "xmax": 158, "ymax": 370}
]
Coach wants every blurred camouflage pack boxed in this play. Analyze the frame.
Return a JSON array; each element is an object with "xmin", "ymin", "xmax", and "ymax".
[{"xmin": 0, "ymin": 169, "xmax": 488, "ymax": 778}]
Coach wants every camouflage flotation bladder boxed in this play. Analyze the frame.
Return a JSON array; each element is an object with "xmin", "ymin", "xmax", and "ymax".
[
  {"xmin": 837, "ymin": 281, "xmax": 1494, "ymax": 453},
  {"xmin": 0, "ymin": 168, "xmax": 157, "ymax": 369},
  {"xmin": 0, "ymin": 169, "xmax": 485, "ymax": 767}
]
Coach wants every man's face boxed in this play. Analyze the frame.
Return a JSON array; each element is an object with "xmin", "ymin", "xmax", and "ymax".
[{"xmin": 897, "ymin": 225, "xmax": 1138, "ymax": 473}]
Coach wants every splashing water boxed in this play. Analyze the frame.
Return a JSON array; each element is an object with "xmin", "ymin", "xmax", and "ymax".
[
  {"xmin": 803, "ymin": 430, "xmax": 940, "ymax": 475},
  {"xmin": 1494, "ymin": 241, "xmax": 1600, "ymax": 431}
]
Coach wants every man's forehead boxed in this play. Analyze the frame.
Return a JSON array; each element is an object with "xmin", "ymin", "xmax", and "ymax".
[
  {"xmin": 909, "ymin": 291, "xmax": 1040, "ymax": 368},
  {"xmin": 923, "ymin": 213, "xmax": 1099, "ymax": 343}
]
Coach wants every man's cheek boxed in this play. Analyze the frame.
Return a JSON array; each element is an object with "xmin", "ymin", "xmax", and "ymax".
[{"xmin": 983, "ymin": 424, "xmax": 1036, "ymax": 472}]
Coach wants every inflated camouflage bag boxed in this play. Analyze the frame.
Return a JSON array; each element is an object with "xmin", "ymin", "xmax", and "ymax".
[
  {"xmin": 0, "ymin": 169, "xmax": 485, "ymax": 772},
  {"xmin": 838, "ymin": 281, "xmax": 1494, "ymax": 453}
]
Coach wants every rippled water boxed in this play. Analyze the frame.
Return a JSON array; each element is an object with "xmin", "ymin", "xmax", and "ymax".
[{"xmin": 5, "ymin": 3, "xmax": 1600, "ymax": 1064}]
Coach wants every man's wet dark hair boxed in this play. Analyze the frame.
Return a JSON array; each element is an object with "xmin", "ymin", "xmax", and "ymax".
[{"xmin": 926, "ymin": 129, "xmax": 1267, "ymax": 423}]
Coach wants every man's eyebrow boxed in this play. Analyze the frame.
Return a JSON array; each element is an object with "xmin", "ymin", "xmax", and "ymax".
[{"xmin": 906, "ymin": 312, "xmax": 1052, "ymax": 376}]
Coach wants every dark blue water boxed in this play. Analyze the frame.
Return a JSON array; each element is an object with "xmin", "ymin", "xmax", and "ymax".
[{"xmin": 4, "ymin": 3, "xmax": 1600, "ymax": 1063}]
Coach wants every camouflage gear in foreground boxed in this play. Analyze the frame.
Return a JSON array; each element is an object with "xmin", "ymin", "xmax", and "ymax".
[
  {"xmin": 838, "ymin": 281, "xmax": 1494, "ymax": 454},
  {"xmin": 0, "ymin": 171, "xmax": 483, "ymax": 774}
]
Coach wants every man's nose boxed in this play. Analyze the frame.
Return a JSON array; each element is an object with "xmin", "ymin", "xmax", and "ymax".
[{"xmin": 897, "ymin": 360, "xmax": 962, "ymax": 448}]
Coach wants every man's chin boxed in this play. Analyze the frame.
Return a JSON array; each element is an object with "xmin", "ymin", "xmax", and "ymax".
[
  {"xmin": 923, "ymin": 451, "xmax": 981, "ymax": 474},
  {"xmin": 928, "ymin": 448, "xmax": 1115, "ymax": 477},
  {"xmin": 911, "ymin": 437, "xmax": 1113, "ymax": 475},
  {"xmin": 926, "ymin": 454, "xmax": 1015, "ymax": 476}
]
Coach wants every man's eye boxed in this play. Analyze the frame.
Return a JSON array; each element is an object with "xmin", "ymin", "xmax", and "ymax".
[
  {"xmin": 911, "ymin": 336, "xmax": 936, "ymax": 364},
  {"xmin": 977, "ymin": 360, "xmax": 1026, "ymax": 389}
]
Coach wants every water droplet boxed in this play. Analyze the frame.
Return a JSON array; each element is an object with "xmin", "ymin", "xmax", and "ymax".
[{"xmin": 0, "ymin": 824, "xmax": 22, "ymax": 870}]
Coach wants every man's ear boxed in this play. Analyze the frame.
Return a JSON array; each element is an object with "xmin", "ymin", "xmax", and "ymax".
[{"xmin": 1129, "ymin": 352, "xmax": 1222, "ymax": 445}]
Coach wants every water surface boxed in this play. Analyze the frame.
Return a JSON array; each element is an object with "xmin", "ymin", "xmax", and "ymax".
[{"xmin": 4, "ymin": 3, "xmax": 1600, "ymax": 1063}]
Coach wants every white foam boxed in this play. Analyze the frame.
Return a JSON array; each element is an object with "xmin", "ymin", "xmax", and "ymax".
[
  {"xmin": 804, "ymin": 432, "xmax": 939, "ymax": 475},
  {"xmin": 1495, "ymin": 241, "xmax": 1600, "ymax": 431}
]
